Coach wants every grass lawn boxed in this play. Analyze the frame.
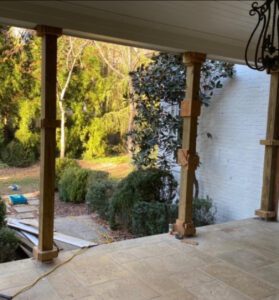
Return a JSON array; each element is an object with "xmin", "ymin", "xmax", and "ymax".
[
  {"xmin": 78, "ymin": 155, "xmax": 133, "ymax": 179},
  {"xmin": 0, "ymin": 156, "xmax": 133, "ymax": 196}
]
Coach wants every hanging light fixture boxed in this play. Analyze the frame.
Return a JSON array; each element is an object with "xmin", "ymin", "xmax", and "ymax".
[{"xmin": 245, "ymin": 0, "xmax": 279, "ymax": 73}]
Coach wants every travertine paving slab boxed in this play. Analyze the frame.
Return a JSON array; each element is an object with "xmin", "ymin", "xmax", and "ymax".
[
  {"xmin": 218, "ymin": 248, "xmax": 274, "ymax": 271},
  {"xmin": 149, "ymin": 288, "xmax": 197, "ymax": 300},
  {"xmin": 1, "ymin": 218, "xmax": 279, "ymax": 300},
  {"xmin": 264, "ymin": 295, "xmax": 279, "ymax": 300},
  {"xmin": 203, "ymin": 262, "xmax": 278, "ymax": 300},
  {"xmin": 170, "ymin": 269, "xmax": 214, "ymax": 289},
  {"xmin": 16, "ymin": 279, "xmax": 62, "ymax": 300},
  {"xmin": 255, "ymin": 262, "xmax": 279, "ymax": 287},
  {"xmin": 189, "ymin": 280, "xmax": 252, "ymax": 300},
  {"xmin": 88, "ymin": 278, "xmax": 159, "ymax": 300}
]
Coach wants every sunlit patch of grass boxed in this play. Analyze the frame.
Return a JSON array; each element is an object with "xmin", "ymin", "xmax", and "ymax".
[
  {"xmin": 0, "ymin": 176, "xmax": 39, "ymax": 195},
  {"xmin": 88, "ymin": 155, "xmax": 131, "ymax": 164}
]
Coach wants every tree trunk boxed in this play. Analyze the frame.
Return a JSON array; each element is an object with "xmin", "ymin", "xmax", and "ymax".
[
  {"xmin": 127, "ymin": 90, "xmax": 136, "ymax": 155},
  {"xmin": 193, "ymin": 172, "xmax": 199, "ymax": 199},
  {"xmin": 59, "ymin": 101, "xmax": 66, "ymax": 159}
]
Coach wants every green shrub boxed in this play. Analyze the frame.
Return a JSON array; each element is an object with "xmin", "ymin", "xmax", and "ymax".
[
  {"xmin": 109, "ymin": 168, "xmax": 177, "ymax": 229},
  {"xmin": 87, "ymin": 170, "xmax": 109, "ymax": 186},
  {"xmin": 162, "ymin": 197, "xmax": 216, "ymax": 228},
  {"xmin": 55, "ymin": 158, "xmax": 79, "ymax": 188},
  {"xmin": 131, "ymin": 201, "xmax": 170, "ymax": 236},
  {"xmin": 0, "ymin": 200, "xmax": 6, "ymax": 229},
  {"xmin": 58, "ymin": 167, "xmax": 89, "ymax": 203},
  {"xmin": 1, "ymin": 140, "xmax": 36, "ymax": 167},
  {"xmin": 193, "ymin": 196, "xmax": 216, "ymax": 227},
  {"xmin": 0, "ymin": 227, "xmax": 19, "ymax": 263},
  {"xmin": 86, "ymin": 178, "xmax": 116, "ymax": 220}
]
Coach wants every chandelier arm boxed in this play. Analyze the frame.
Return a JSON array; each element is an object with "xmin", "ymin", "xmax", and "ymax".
[
  {"xmin": 245, "ymin": 0, "xmax": 279, "ymax": 72},
  {"xmin": 259, "ymin": 4, "xmax": 271, "ymax": 70},
  {"xmin": 277, "ymin": 13, "xmax": 279, "ymax": 56},
  {"xmin": 257, "ymin": 12, "xmax": 268, "ymax": 70},
  {"xmin": 245, "ymin": 11, "xmax": 262, "ymax": 69},
  {"xmin": 272, "ymin": 0, "xmax": 276, "ymax": 45}
]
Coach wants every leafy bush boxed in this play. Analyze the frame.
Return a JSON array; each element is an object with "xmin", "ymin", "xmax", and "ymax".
[
  {"xmin": 0, "ymin": 227, "xmax": 19, "ymax": 263},
  {"xmin": 193, "ymin": 196, "xmax": 216, "ymax": 227},
  {"xmin": 109, "ymin": 168, "xmax": 177, "ymax": 229},
  {"xmin": 15, "ymin": 99, "xmax": 40, "ymax": 154},
  {"xmin": 86, "ymin": 178, "xmax": 116, "ymax": 220},
  {"xmin": 129, "ymin": 53, "xmax": 234, "ymax": 170},
  {"xmin": 131, "ymin": 201, "xmax": 170, "ymax": 236},
  {"xmin": 0, "ymin": 199, "xmax": 6, "ymax": 229},
  {"xmin": 58, "ymin": 167, "xmax": 89, "ymax": 203},
  {"xmin": 87, "ymin": 170, "xmax": 109, "ymax": 186},
  {"xmin": 55, "ymin": 158, "xmax": 79, "ymax": 188},
  {"xmin": 164, "ymin": 197, "xmax": 216, "ymax": 228},
  {"xmin": 1, "ymin": 140, "xmax": 36, "ymax": 167}
]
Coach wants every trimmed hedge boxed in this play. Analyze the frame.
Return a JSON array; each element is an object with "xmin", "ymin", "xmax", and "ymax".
[
  {"xmin": 58, "ymin": 167, "xmax": 110, "ymax": 204},
  {"xmin": 0, "ymin": 227, "xmax": 19, "ymax": 263},
  {"xmin": 0, "ymin": 199, "xmax": 6, "ymax": 229},
  {"xmin": 109, "ymin": 168, "xmax": 177, "ymax": 230},
  {"xmin": 131, "ymin": 201, "xmax": 169, "ymax": 236},
  {"xmin": 58, "ymin": 167, "xmax": 90, "ymax": 203},
  {"xmin": 55, "ymin": 158, "xmax": 79, "ymax": 188},
  {"xmin": 86, "ymin": 178, "xmax": 116, "ymax": 220},
  {"xmin": 193, "ymin": 196, "xmax": 216, "ymax": 226}
]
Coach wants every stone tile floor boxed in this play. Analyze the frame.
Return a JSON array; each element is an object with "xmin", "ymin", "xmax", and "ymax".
[{"xmin": 1, "ymin": 218, "xmax": 279, "ymax": 300}]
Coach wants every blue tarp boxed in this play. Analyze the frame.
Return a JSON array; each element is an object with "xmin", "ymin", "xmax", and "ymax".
[{"xmin": 9, "ymin": 194, "xmax": 28, "ymax": 205}]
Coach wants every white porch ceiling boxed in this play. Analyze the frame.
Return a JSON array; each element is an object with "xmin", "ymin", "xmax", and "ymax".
[{"xmin": 0, "ymin": 1, "xmax": 256, "ymax": 63}]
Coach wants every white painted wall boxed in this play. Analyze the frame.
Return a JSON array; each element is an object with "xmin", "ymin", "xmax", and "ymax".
[{"xmin": 174, "ymin": 65, "xmax": 271, "ymax": 223}]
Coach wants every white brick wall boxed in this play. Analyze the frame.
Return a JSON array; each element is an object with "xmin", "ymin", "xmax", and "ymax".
[{"xmin": 174, "ymin": 65, "xmax": 271, "ymax": 223}]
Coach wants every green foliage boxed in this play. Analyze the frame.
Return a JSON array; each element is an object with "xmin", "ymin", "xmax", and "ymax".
[
  {"xmin": 15, "ymin": 99, "xmax": 40, "ymax": 156},
  {"xmin": 193, "ymin": 196, "xmax": 216, "ymax": 227},
  {"xmin": 129, "ymin": 53, "xmax": 234, "ymax": 170},
  {"xmin": 0, "ymin": 27, "xmax": 41, "ymax": 149},
  {"xmin": 1, "ymin": 140, "xmax": 36, "ymax": 167},
  {"xmin": 0, "ymin": 199, "xmax": 6, "ymax": 229},
  {"xmin": 0, "ymin": 227, "xmax": 19, "ymax": 263},
  {"xmin": 131, "ymin": 201, "xmax": 169, "ymax": 236},
  {"xmin": 58, "ymin": 167, "xmax": 89, "ymax": 203},
  {"xmin": 57, "ymin": 40, "xmax": 134, "ymax": 159},
  {"xmin": 55, "ymin": 158, "xmax": 79, "ymax": 188},
  {"xmin": 86, "ymin": 178, "xmax": 117, "ymax": 220},
  {"xmin": 0, "ymin": 28, "xmax": 150, "ymax": 160},
  {"xmin": 161, "ymin": 197, "xmax": 216, "ymax": 228},
  {"xmin": 109, "ymin": 168, "xmax": 177, "ymax": 229},
  {"xmin": 0, "ymin": 196, "xmax": 19, "ymax": 263},
  {"xmin": 87, "ymin": 169, "xmax": 110, "ymax": 185},
  {"xmin": 83, "ymin": 107, "xmax": 129, "ymax": 158}
]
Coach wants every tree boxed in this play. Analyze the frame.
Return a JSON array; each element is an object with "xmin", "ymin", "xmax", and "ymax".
[
  {"xmin": 92, "ymin": 42, "xmax": 151, "ymax": 154},
  {"xmin": 57, "ymin": 36, "xmax": 89, "ymax": 158},
  {"xmin": 128, "ymin": 53, "xmax": 234, "ymax": 172}
]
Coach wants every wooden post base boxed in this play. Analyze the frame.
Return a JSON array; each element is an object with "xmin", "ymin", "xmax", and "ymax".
[
  {"xmin": 174, "ymin": 219, "xmax": 196, "ymax": 237},
  {"xmin": 33, "ymin": 246, "xmax": 58, "ymax": 262},
  {"xmin": 255, "ymin": 209, "xmax": 276, "ymax": 220}
]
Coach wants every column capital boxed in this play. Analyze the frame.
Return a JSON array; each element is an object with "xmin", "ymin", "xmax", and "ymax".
[
  {"xmin": 35, "ymin": 25, "xmax": 62, "ymax": 37},
  {"xmin": 183, "ymin": 52, "xmax": 206, "ymax": 65}
]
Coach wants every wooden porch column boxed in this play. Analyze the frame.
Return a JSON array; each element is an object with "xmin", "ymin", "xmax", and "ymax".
[
  {"xmin": 174, "ymin": 52, "xmax": 206, "ymax": 237},
  {"xmin": 256, "ymin": 71, "xmax": 279, "ymax": 220},
  {"xmin": 33, "ymin": 25, "xmax": 62, "ymax": 261}
]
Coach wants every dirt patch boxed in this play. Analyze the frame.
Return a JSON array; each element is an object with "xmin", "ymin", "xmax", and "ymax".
[
  {"xmin": 0, "ymin": 163, "xmax": 40, "ymax": 180},
  {"xmin": 55, "ymin": 193, "xmax": 89, "ymax": 217},
  {"xmin": 90, "ymin": 213, "xmax": 135, "ymax": 243}
]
